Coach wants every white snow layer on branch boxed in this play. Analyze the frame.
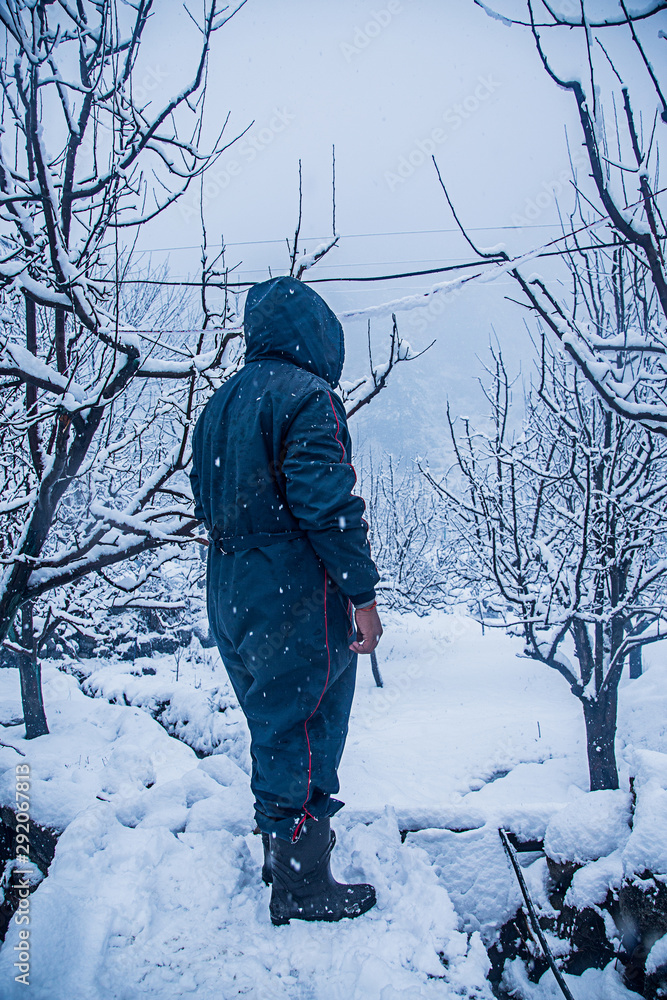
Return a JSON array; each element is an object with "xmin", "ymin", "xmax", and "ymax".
[
  {"xmin": 295, "ymin": 236, "xmax": 339, "ymax": 278},
  {"xmin": 339, "ymin": 273, "xmax": 479, "ymax": 322},
  {"xmin": 337, "ymin": 238, "xmax": 560, "ymax": 321},
  {"xmin": 88, "ymin": 503, "xmax": 189, "ymax": 542},
  {"xmin": 137, "ymin": 350, "xmax": 219, "ymax": 376},
  {"xmin": 27, "ymin": 530, "xmax": 189, "ymax": 590},
  {"xmin": 0, "ymin": 342, "xmax": 86, "ymax": 401},
  {"xmin": 8, "ymin": 273, "xmax": 73, "ymax": 311},
  {"xmin": 474, "ymin": 2, "xmax": 513, "ymax": 26}
]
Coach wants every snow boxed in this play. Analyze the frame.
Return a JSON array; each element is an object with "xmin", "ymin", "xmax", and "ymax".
[
  {"xmin": 474, "ymin": 2, "xmax": 513, "ymax": 28},
  {"xmin": 72, "ymin": 611, "xmax": 588, "ymax": 833},
  {"xmin": 136, "ymin": 344, "xmax": 242, "ymax": 377},
  {"xmin": 621, "ymin": 749, "xmax": 667, "ymax": 878},
  {"xmin": 295, "ymin": 236, "xmax": 339, "ymax": 277},
  {"xmin": 0, "ymin": 651, "xmax": 493, "ymax": 998},
  {"xmin": 0, "ymin": 805, "xmax": 492, "ymax": 999},
  {"xmin": 0, "ymin": 610, "xmax": 664, "ymax": 998},
  {"xmin": 0, "ymin": 341, "xmax": 86, "ymax": 402},
  {"xmin": 566, "ymin": 850, "xmax": 625, "ymax": 910},
  {"xmin": 407, "ymin": 825, "xmax": 523, "ymax": 938},
  {"xmin": 543, "ymin": 790, "xmax": 632, "ymax": 865},
  {"xmin": 339, "ymin": 273, "xmax": 479, "ymax": 322},
  {"xmin": 1, "ymin": 859, "xmax": 44, "ymax": 904},
  {"xmin": 0, "ymin": 671, "xmax": 196, "ymax": 833},
  {"xmin": 647, "ymin": 932, "xmax": 667, "ymax": 976},
  {"xmin": 501, "ymin": 958, "xmax": 633, "ymax": 999}
]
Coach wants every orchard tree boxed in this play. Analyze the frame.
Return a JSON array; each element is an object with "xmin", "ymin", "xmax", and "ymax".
[
  {"xmin": 431, "ymin": 336, "xmax": 667, "ymax": 791},
  {"xmin": 467, "ymin": 0, "xmax": 667, "ymax": 432},
  {"xmin": 429, "ymin": 1, "xmax": 667, "ymax": 786},
  {"xmin": 0, "ymin": 0, "xmax": 250, "ymax": 736}
]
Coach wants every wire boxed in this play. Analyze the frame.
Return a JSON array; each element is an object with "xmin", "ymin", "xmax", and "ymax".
[
  {"xmin": 308, "ymin": 242, "xmax": 627, "ymax": 282},
  {"xmin": 133, "ymin": 222, "xmax": 572, "ymax": 254},
  {"xmin": 89, "ymin": 241, "xmax": 636, "ymax": 289}
]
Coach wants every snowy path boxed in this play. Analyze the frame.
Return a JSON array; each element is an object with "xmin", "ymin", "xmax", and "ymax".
[
  {"xmin": 2, "ymin": 803, "xmax": 492, "ymax": 998},
  {"xmin": 0, "ymin": 611, "xmax": 653, "ymax": 999},
  {"xmin": 342, "ymin": 613, "xmax": 588, "ymax": 830}
]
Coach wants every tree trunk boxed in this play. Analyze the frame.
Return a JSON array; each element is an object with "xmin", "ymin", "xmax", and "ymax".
[
  {"xmin": 629, "ymin": 647, "xmax": 642, "ymax": 679},
  {"xmin": 18, "ymin": 603, "xmax": 48, "ymax": 740},
  {"xmin": 582, "ymin": 690, "xmax": 619, "ymax": 791}
]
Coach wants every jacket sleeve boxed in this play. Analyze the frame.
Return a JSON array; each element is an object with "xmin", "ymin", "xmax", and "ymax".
[{"xmin": 281, "ymin": 386, "xmax": 379, "ymax": 605}]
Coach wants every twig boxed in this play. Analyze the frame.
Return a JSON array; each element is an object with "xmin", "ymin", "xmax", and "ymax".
[
  {"xmin": 499, "ymin": 827, "xmax": 576, "ymax": 1000},
  {"xmin": 370, "ymin": 649, "xmax": 383, "ymax": 688},
  {"xmin": 332, "ymin": 143, "xmax": 337, "ymax": 236},
  {"xmin": 289, "ymin": 159, "xmax": 303, "ymax": 276},
  {"xmin": 0, "ymin": 739, "xmax": 26, "ymax": 756}
]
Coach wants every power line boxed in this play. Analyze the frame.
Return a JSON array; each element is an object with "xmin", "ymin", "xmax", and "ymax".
[
  {"xmin": 101, "ymin": 241, "xmax": 633, "ymax": 289},
  {"xmin": 133, "ymin": 222, "xmax": 569, "ymax": 254}
]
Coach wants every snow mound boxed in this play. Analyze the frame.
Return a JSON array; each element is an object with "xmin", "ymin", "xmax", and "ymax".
[
  {"xmin": 502, "ymin": 956, "xmax": 636, "ymax": 998},
  {"xmin": 407, "ymin": 825, "xmax": 523, "ymax": 939},
  {"xmin": 622, "ymin": 749, "xmax": 667, "ymax": 878},
  {"xmin": 81, "ymin": 657, "xmax": 251, "ymax": 769},
  {"xmin": 647, "ymin": 932, "xmax": 667, "ymax": 976},
  {"xmin": 544, "ymin": 790, "xmax": 632, "ymax": 865},
  {"xmin": 0, "ymin": 805, "xmax": 494, "ymax": 1000},
  {"xmin": 0, "ymin": 662, "xmax": 495, "ymax": 999},
  {"xmin": 0, "ymin": 683, "xmax": 196, "ymax": 833},
  {"xmin": 566, "ymin": 849, "xmax": 625, "ymax": 909}
]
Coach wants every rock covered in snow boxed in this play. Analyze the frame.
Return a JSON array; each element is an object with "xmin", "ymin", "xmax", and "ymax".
[
  {"xmin": 622, "ymin": 750, "xmax": 667, "ymax": 879},
  {"xmin": 544, "ymin": 790, "xmax": 632, "ymax": 865},
  {"xmin": 647, "ymin": 931, "xmax": 667, "ymax": 976}
]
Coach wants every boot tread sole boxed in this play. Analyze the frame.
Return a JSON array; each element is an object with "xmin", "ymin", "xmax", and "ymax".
[{"xmin": 270, "ymin": 893, "xmax": 376, "ymax": 926}]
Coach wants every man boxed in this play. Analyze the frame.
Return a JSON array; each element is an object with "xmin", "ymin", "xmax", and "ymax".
[{"xmin": 190, "ymin": 275, "xmax": 383, "ymax": 926}]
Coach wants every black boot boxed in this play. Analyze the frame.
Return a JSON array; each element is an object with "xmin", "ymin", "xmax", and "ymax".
[
  {"xmin": 269, "ymin": 818, "xmax": 376, "ymax": 925},
  {"xmin": 261, "ymin": 832, "xmax": 272, "ymax": 885}
]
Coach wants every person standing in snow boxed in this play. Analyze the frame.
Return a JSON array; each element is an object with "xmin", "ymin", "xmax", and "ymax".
[{"xmin": 190, "ymin": 275, "xmax": 383, "ymax": 925}]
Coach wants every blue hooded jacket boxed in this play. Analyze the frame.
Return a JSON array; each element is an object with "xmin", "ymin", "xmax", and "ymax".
[
  {"xmin": 189, "ymin": 276, "xmax": 379, "ymax": 838},
  {"xmin": 190, "ymin": 275, "xmax": 378, "ymax": 605}
]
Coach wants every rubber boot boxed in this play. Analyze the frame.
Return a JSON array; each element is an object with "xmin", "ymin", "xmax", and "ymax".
[
  {"xmin": 261, "ymin": 832, "xmax": 272, "ymax": 885},
  {"xmin": 269, "ymin": 817, "xmax": 376, "ymax": 925}
]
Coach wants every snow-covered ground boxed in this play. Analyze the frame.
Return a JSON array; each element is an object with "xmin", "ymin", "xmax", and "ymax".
[{"xmin": 0, "ymin": 610, "xmax": 664, "ymax": 999}]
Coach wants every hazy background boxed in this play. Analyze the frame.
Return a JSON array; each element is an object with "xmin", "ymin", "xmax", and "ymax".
[{"xmin": 127, "ymin": 0, "xmax": 665, "ymax": 463}]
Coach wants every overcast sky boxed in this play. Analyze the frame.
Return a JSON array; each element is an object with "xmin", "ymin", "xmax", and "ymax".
[{"xmin": 130, "ymin": 0, "xmax": 666, "ymax": 460}]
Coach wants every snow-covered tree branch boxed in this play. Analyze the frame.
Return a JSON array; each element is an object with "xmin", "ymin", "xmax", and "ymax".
[{"xmin": 468, "ymin": 0, "xmax": 667, "ymax": 432}]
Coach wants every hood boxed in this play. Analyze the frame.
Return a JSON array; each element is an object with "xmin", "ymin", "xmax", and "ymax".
[{"xmin": 243, "ymin": 276, "xmax": 345, "ymax": 388}]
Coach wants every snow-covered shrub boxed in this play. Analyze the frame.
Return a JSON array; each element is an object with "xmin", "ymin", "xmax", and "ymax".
[{"xmin": 358, "ymin": 454, "xmax": 463, "ymax": 612}]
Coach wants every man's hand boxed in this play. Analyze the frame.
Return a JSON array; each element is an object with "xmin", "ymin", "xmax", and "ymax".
[{"xmin": 349, "ymin": 604, "xmax": 383, "ymax": 655}]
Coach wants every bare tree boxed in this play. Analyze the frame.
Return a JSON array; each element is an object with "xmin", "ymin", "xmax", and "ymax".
[
  {"xmin": 430, "ymin": 337, "xmax": 667, "ymax": 791},
  {"xmin": 340, "ymin": 314, "xmax": 431, "ymax": 417},
  {"xmin": 0, "ymin": 0, "xmax": 251, "ymax": 735},
  {"xmin": 468, "ymin": 0, "xmax": 667, "ymax": 432}
]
